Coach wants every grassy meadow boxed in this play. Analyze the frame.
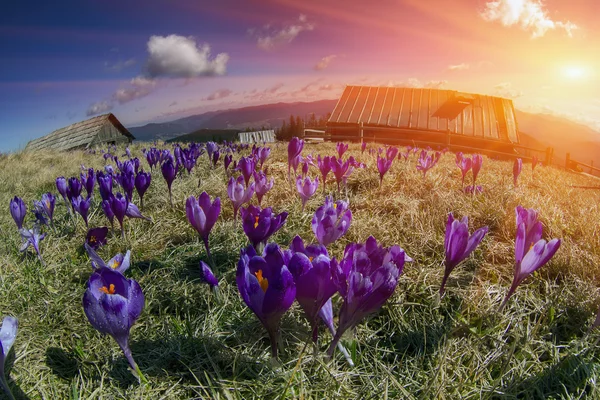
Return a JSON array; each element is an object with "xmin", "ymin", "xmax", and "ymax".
[{"xmin": 2, "ymin": 142, "xmax": 600, "ymax": 399}]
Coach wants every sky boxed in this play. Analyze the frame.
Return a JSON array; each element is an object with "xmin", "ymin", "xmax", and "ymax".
[{"xmin": 1, "ymin": 0, "xmax": 599, "ymax": 151}]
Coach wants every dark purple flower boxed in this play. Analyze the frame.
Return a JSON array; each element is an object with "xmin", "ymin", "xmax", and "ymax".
[
  {"xmin": 330, "ymin": 156, "xmax": 355, "ymax": 192},
  {"xmin": 336, "ymin": 142, "xmax": 349, "ymax": 158},
  {"xmin": 224, "ymin": 154, "xmax": 233, "ymax": 172},
  {"xmin": 19, "ymin": 225, "xmax": 46, "ymax": 265},
  {"xmin": 186, "ymin": 192, "xmax": 221, "ymax": 259},
  {"xmin": 236, "ymin": 244, "xmax": 296, "ymax": 359},
  {"xmin": 240, "ymin": 205, "xmax": 288, "ymax": 249},
  {"xmin": 56, "ymin": 177, "xmax": 68, "ymax": 202},
  {"xmin": 134, "ymin": 171, "xmax": 151, "ymax": 209},
  {"xmin": 463, "ymin": 185, "xmax": 484, "ymax": 194},
  {"xmin": 377, "ymin": 155, "xmax": 393, "ymax": 186},
  {"xmin": 9, "ymin": 196, "xmax": 26, "ymax": 230},
  {"xmin": 67, "ymin": 177, "xmax": 82, "ymax": 202},
  {"xmin": 111, "ymin": 193, "xmax": 128, "ymax": 235},
  {"xmin": 85, "ymin": 243, "xmax": 131, "ymax": 274},
  {"xmin": 440, "ymin": 213, "xmax": 488, "ymax": 296},
  {"xmin": 499, "ymin": 224, "xmax": 561, "ymax": 311},
  {"xmin": 0, "ymin": 316, "xmax": 18, "ymax": 400},
  {"xmin": 82, "ymin": 268, "xmax": 145, "ymax": 380},
  {"xmin": 513, "ymin": 158, "xmax": 522, "ymax": 187},
  {"xmin": 456, "ymin": 153, "xmax": 472, "ymax": 186},
  {"xmin": 386, "ymin": 146, "xmax": 399, "ymax": 161},
  {"xmin": 199, "ymin": 260, "xmax": 219, "ymax": 288},
  {"xmin": 312, "ymin": 196, "xmax": 352, "ymax": 247},
  {"xmin": 317, "ymin": 155, "xmax": 332, "ymax": 188},
  {"xmin": 328, "ymin": 236, "xmax": 410, "ymax": 357},
  {"xmin": 472, "ymin": 154, "xmax": 483, "ymax": 184},
  {"xmin": 119, "ymin": 172, "xmax": 135, "ymax": 202},
  {"xmin": 97, "ymin": 172, "xmax": 113, "ymax": 202},
  {"xmin": 236, "ymin": 156, "xmax": 256, "ymax": 187},
  {"xmin": 101, "ymin": 200, "xmax": 115, "ymax": 228},
  {"xmin": 227, "ymin": 176, "xmax": 255, "ymax": 221},
  {"xmin": 296, "ymin": 176, "xmax": 319, "ymax": 212},
  {"xmin": 416, "ymin": 150, "xmax": 438, "ymax": 178},
  {"xmin": 40, "ymin": 192, "xmax": 56, "ymax": 223},
  {"xmin": 126, "ymin": 202, "xmax": 152, "ymax": 221},
  {"xmin": 254, "ymin": 171, "xmax": 274, "ymax": 206},
  {"xmin": 288, "ymin": 236, "xmax": 338, "ymax": 342},
  {"xmin": 361, "ymin": 142, "xmax": 367, "ymax": 153},
  {"xmin": 81, "ymin": 168, "xmax": 96, "ymax": 199},
  {"xmin": 288, "ymin": 137, "xmax": 304, "ymax": 180},
  {"xmin": 257, "ymin": 147, "xmax": 271, "ymax": 169},
  {"xmin": 71, "ymin": 195, "xmax": 91, "ymax": 227},
  {"xmin": 86, "ymin": 227, "xmax": 109, "ymax": 250},
  {"xmin": 161, "ymin": 158, "xmax": 177, "ymax": 206}
]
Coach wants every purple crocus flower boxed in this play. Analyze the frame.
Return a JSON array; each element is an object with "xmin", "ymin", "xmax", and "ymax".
[
  {"xmin": 56, "ymin": 176, "xmax": 68, "ymax": 203},
  {"xmin": 257, "ymin": 147, "xmax": 271, "ymax": 169},
  {"xmin": 86, "ymin": 227, "xmax": 109, "ymax": 250},
  {"xmin": 240, "ymin": 205, "xmax": 288, "ymax": 250},
  {"xmin": 301, "ymin": 160, "xmax": 310, "ymax": 178},
  {"xmin": 82, "ymin": 268, "xmax": 145, "ymax": 381},
  {"xmin": 236, "ymin": 156, "xmax": 256, "ymax": 187},
  {"xmin": 440, "ymin": 213, "xmax": 488, "ymax": 296},
  {"xmin": 416, "ymin": 150, "xmax": 437, "ymax": 178},
  {"xmin": 296, "ymin": 176, "xmax": 319, "ymax": 212},
  {"xmin": 71, "ymin": 195, "xmax": 91, "ymax": 227},
  {"xmin": 317, "ymin": 155, "xmax": 332, "ymax": 189},
  {"xmin": 0, "ymin": 316, "xmax": 18, "ymax": 400},
  {"xmin": 134, "ymin": 171, "xmax": 151, "ymax": 209},
  {"xmin": 330, "ymin": 156, "xmax": 354, "ymax": 192},
  {"xmin": 377, "ymin": 155, "xmax": 393, "ymax": 186},
  {"xmin": 101, "ymin": 200, "xmax": 115, "ymax": 228},
  {"xmin": 111, "ymin": 193, "xmax": 128, "ymax": 236},
  {"xmin": 336, "ymin": 142, "xmax": 349, "ymax": 158},
  {"xmin": 227, "ymin": 176, "xmax": 255, "ymax": 221},
  {"xmin": 84, "ymin": 243, "xmax": 131, "ymax": 274},
  {"xmin": 206, "ymin": 142, "xmax": 218, "ymax": 161},
  {"xmin": 287, "ymin": 137, "xmax": 304, "ymax": 181},
  {"xmin": 119, "ymin": 172, "xmax": 136, "ymax": 202},
  {"xmin": 236, "ymin": 244, "xmax": 296, "ymax": 359},
  {"xmin": 361, "ymin": 142, "xmax": 367, "ymax": 154},
  {"xmin": 186, "ymin": 192, "xmax": 221, "ymax": 260},
  {"xmin": 499, "ymin": 224, "xmax": 561, "ymax": 311},
  {"xmin": 67, "ymin": 177, "xmax": 82, "ymax": 202},
  {"xmin": 19, "ymin": 225, "xmax": 46, "ymax": 265},
  {"xmin": 97, "ymin": 172, "xmax": 113, "ymax": 202},
  {"xmin": 288, "ymin": 236, "xmax": 338, "ymax": 342},
  {"xmin": 161, "ymin": 158, "xmax": 177, "ymax": 207},
  {"xmin": 199, "ymin": 260, "xmax": 219, "ymax": 288},
  {"xmin": 81, "ymin": 168, "xmax": 96, "ymax": 199},
  {"xmin": 386, "ymin": 146, "xmax": 399, "ymax": 161},
  {"xmin": 125, "ymin": 202, "xmax": 152, "ymax": 221},
  {"xmin": 254, "ymin": 171, "xmax": 274, "ymax": 206},
  {"xmin": 472, "ymin": 154, "xmax": 483, "ymax": 184},
  {"xmin": 456, "ymin": 154, "xmax": 472, "ymax": 186},
  {"xmin": 224, "ymin": 154, "xmax": 233, "ymax": 173},
  {"xmin": 40, "ymin": 193, "xmax": 56, "ymax": 224},
  {"xmin": 463, "ymin": 185, "xmax": 484, "ymax": 194},
  {"xmin": 328, "ymin": 236, "xmax": 410, "ymax": 357},
  {"xmin": 211, "ymin": 150, "xmax": 220, "ymax": 168},
  {"xmin": 312, "ymin": 196, "xmax": 352, "ymax": 247},
  {"xmin": 9, "ymin": 196, "xmax": 26, "ymax": 230},
  {"xmin": 513, "ymin": 158, "xmax": 522, "ymax": 187}
]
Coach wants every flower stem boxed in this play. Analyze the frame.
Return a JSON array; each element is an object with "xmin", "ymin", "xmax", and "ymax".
[
  {"xmin": 0, "ymin": 375, "xmax": 16, "ymax": 400},
  {"xmin": 119, "ymin": 341, "xmax": 147, "ymax": 384}
]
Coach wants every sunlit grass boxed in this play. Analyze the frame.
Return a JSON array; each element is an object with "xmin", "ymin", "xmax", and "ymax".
[{"xmin": 1, "ymin": 142, "xmax": 600, "ymax": 399}]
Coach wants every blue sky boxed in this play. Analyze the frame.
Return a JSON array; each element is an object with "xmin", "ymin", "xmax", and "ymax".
[{"xmin": 1, "ymin": 0, "xmax": 598, "ymax": 151}]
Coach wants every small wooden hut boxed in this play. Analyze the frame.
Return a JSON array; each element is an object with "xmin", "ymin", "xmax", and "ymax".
[{"xmin": 25, "ymin": 113, "xmax": 134, "ymax": 152}]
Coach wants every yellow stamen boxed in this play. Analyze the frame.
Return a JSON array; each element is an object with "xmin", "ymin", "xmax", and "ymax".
[
  {"xmin": 309, "ymin": 257, "xmax": 314, "ymax": 262},
  {"xmin": 99, "ymin": 284, "xmax": 115, "ymax": 295},
  {"xmin": 46, "ymin": 200, "xmax": 51, "ymax": 209},
  {"xmin": 110, "ymin": 260, "xmax": 120, "ymax": 269},
  {"xmin": 254, "ymin": 270, "xmax": 269, "ymax": 292},
  {"xmin": 254, "ymin": 216, "xmax": 259, "ymax": 229},
  {"xmin": 333, "ymin": 203, "xmax": 337, "ymax": 209},
  {"xmin": 89, "ymin": 236, "xmax": 96, "ymax": 243}
]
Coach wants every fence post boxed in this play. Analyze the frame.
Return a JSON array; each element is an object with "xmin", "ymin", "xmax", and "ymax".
[
  {"xmin": 545, "ymin": 147, "xmax": 553, "ymax": 166},
  {"xmin": 359, "ymin": 122, "xmax": 364, "ymax": 144},
  {"xmin": 565, "ymin": 153, "xmax": 570, "ymax": 170}
]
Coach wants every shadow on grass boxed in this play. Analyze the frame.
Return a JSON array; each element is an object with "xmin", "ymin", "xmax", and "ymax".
[
  {"xmin": 106, "ymin": 334, "xmax": 269, "ymax": 389},
  {"xmin": 491, "ymin": 354, "xmax": 596, "ymax": 399},
  {"xmin": 45, "ymin": 347, "xmax": 80, "ymax": 381},
  {"xmin": 5, "ymin": 350, "xmax": 31, "ymax": 400}
]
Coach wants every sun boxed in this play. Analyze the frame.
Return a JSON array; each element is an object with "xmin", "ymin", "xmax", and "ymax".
[{"xmin": 563, "ymin": 66, "xmax": 586, "ymax": 80}]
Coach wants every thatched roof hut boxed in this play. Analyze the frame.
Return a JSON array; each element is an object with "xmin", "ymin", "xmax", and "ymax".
[{"xmin": 25, "ymin": 113, "xmax": 134, "ymax": 152}]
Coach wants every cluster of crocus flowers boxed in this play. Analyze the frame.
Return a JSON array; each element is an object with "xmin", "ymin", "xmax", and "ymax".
[
  {"xmin": 253, "ymin": 171, "xmax": 274, "ymax": 206},
  {"xmin": 34, "ymin": 193, "xmax": 55, "ymax": 226},
  {"xmin": 240, "ymin": 205, "xmax": 288, "ymax": 251},
  {"xmin": 317, "ymin": 155, "xmax": 332, "ymax": 190},
  {"xmin": 237, "ymin": 244, "xmax": 296, "ymax": 359},
  {"xmin": 287, "ymin": 137, "xmax": 304, "ymax": 181},
  {"xmin": 499, "ymin": 206, "xmax": 561, "ymax": 311},
  {"xmin": 328, "ymin": 237, "xmax": 411, "ymax": 357},
  {"xmin": 455, "ymin": 153, "xmax": 472, "ymax": 187},
  {"xmin": 312, "ymin": 196, "xmax": 352, "ymax": 246},
  {"xmin": 296, "ymin": 176, "xmax": 319, "ymax": 211},
  {"xmin": 416, "ymin": 150, "xmax": 441, "ymax": 178},
  {"xmin": 20, "ymin": 225, "xmax": 46, "ymax": 266},
  {"xmin": 336, "ymin": 142, "xmax": 348, "ymax": 158},
  {"xmin": 440, "ymin": 213, "xmax": 488, "ymax": 296},
  {"xmin": 0, "ymin": 316, "xmax": 18, "ymax": 400},
  {"xmin": 186, "ymin": 192, "xmax": 221, "ymax": 261}
]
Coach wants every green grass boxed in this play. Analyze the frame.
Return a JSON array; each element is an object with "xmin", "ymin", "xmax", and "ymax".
[{"xmin": 2, "ymin": 142, "xmax": 600, "ymax": 399}]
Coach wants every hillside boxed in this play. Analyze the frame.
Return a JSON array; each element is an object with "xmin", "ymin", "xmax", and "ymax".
[{"xmin": 165, "ymin": 129, "xmax": 239, "ymax": 144}]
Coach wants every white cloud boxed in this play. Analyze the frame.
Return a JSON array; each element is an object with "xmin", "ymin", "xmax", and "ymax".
[
  {"xmin": 448, "ymin": 63, "xmax": 470, "ymax": 71},
  {"xmin": 481, "ymin": 0, "xmax": 578, "ymax": 38},
  {"xmin": 205, "ymin": 89, "xmax": 233, "ymax": 101},
  {"xmin": 86, "ymin": 101, "xmax": 113, "ymax": 116},
  {"xmin": 314, "ymin": 55, "xmax": 337, "ymax": 71},
  {"xmin": 145, "ymin": 35, "xmax": 229, "ymax": 78},
  {"xmin": 494, "ymin": 82, "xmax": 524, "ymax": 98},
  {"xmin": 113, "ymin": 76, "xmax": 157, "ymax": 104},
  {"xmin": 253, "ymin": 15, "xmax": 315, "ymax": 51},
  {"xmin": 104, "ymin": 58, "xmax": 136, "ymax": 72}
]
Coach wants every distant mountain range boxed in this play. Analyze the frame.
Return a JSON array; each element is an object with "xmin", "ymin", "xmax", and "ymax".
[{"xmin": 127, "ymin": 99, "xmax": 600, "ymax": 168}]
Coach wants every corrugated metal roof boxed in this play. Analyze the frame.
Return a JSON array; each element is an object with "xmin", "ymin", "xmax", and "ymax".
[
  {"xmin": 25, "ymin": 113, "xmax": 134, "ymax": 152},
  {"xmin": 328, "ymin": 86, "xmax": 519, "ymax": 143}
]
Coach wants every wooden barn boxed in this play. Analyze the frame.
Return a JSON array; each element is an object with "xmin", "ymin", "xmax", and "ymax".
[
  {"xmin": 323, "ymin": 85, "xmax": 520, "ymax": 155},
  {"xmin": 25, "ymin": 113, "xmax": 134, "ymax": 152}
]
